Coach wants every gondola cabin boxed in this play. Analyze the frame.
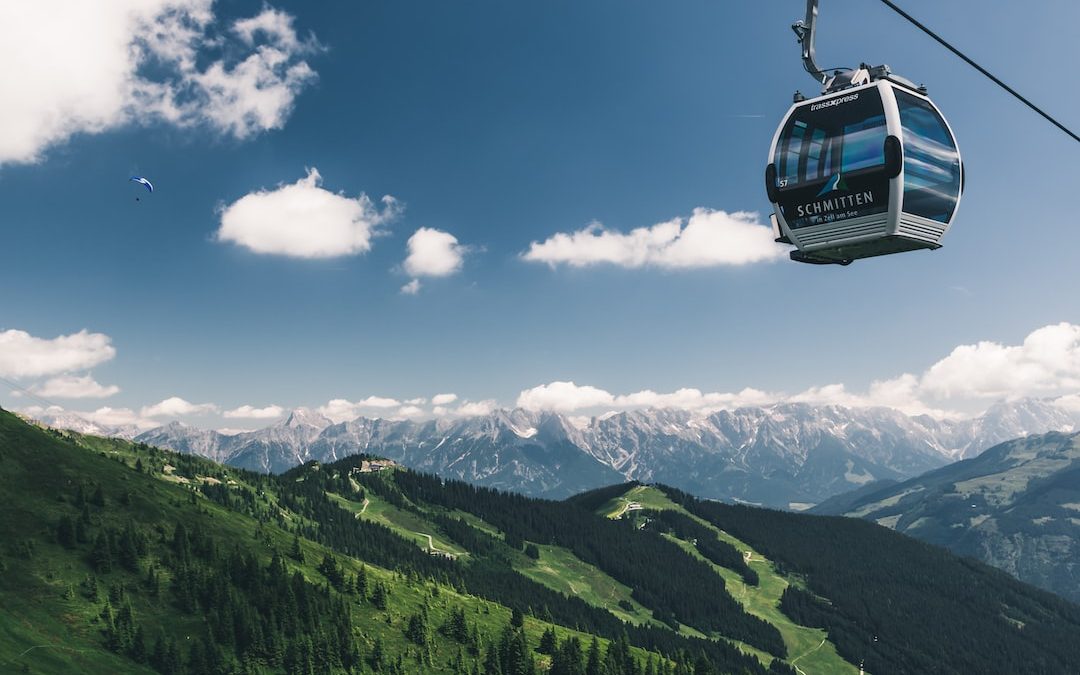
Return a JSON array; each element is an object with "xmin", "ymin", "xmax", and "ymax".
[{"xmin": 766, "ymin": 74, "xmax": 962, "ymax": 265}]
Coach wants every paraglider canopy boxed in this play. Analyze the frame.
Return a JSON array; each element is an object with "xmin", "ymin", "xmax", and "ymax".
[{"xmin": 129, "ymin": 176, "xmax": 153, "ymax": 193}]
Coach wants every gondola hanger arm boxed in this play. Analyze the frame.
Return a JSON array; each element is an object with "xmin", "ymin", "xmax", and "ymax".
[{"xmin": 792, "ymin": 0, "xmax": 826, "ymax": 85}]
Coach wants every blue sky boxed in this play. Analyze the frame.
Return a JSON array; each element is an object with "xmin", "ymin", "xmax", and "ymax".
[{"xmin": 2, "ymin": 0, "xmax": 1080, "ymax": 429}]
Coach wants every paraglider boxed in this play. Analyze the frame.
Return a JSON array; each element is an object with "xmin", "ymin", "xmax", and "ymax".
[{"xmin": 129, "ymin": 176, "xmax": 153, "ymax": 201}]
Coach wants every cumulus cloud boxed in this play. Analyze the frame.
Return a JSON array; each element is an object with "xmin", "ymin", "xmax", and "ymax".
[
  {"xmin": 0, "ymin": 329, "xmax": 116, "ymax": 378},
  {"xmin": 516, "ymin": 381, "xmax": 616, "ymax": 412},
  {"xmin": 404, "ymin": 228, "xmax": 468, "ymax": 277},
  {"xmin": 22, "ymin": 405, "xmax": 158, "ymax": 431},
  {"xmin": 919, "ymin": 323, "xmax": 1080, "ymax": 400},
  {"xmin": 1052, "ymin": 393, "xmax": 1080, "ymax": 413},
  {"xmin": 141, "ymin": 396, "xmax": 217, "ymax": 418},
  {"xmin": 0, "ymin": 2, "xmax": 319, "ymax": 166},
  {"xmin": 400, "ymin": 279, "xmax": 422, "ymax": 295},
  {"xmin": 431, "ymin": 393, "xmax": 458, "ymax": 406},
  {"xmin": 224, "ymin": 404, "xmax": 284, "ymax": 419},
  {"xmin": 516, "ymin": 381, "xmax": 780, "ymax": 415},
  {"xmin": 31, "ymin": 374, "xmax": 120, "ymax": 399},
  {"xmin": 84, "ymin": 406, "xmax": 158, "ymax": 429},
  {"xmin": 783, "ymin": 323, "xmax": 1080, "ymax": 416},
  {"xmin": 217, "ymin": 427, "xmax": 254, "ymax": 435},
  {"xmin": 317, "ymin": 396, "xmax": 403, "ymax": 423},
  {"xmin": 430, "ymin": 399, "xmax": 497, "ymax": 418},
  {"xmin": 393, "ymin": 405, "xmax": 426, "ymax": 419},
  {"xmin": 217, "ymin": 168, "xmax": 400, "ymax": 258},
  {"xmin": 522, "ymin": 208, "xmax": 786, "ymax": 269},
  {"xmin": 613, "ymin": 387, "xmax": 775, "ymax": 412},
  {"xmin": 512, "ymin": 324, "xmax": 1080, "ymax": 419},
  {"xmin": 454, "ymin": 400, "xmax": 498, "ymax": 417},
  {"xmin": 511, "ymin": 378, "xmax": 947, "ymax": 418}
]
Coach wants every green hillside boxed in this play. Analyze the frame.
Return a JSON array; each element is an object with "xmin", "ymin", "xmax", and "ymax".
[
  {"xmin": 3, "ymin": 409, "xmax": 1080, "ymax": 675},
  {"xmin": 0, "ymin": 410, "xmax": 780, "ymax": 675},
  {"xmin": 813, "ymin": 430, "xmax": 1080, "ymax": 604}
]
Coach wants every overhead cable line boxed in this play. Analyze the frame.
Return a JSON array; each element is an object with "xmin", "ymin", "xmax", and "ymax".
[{"xmin": 876, "ymin": 0, "xmax": 1080, "ymax": 144}]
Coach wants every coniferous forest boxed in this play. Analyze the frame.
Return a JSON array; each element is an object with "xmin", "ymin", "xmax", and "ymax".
[{"xmin": 2, "ymin": 408, "xmax": 1080, "ymax": 674}]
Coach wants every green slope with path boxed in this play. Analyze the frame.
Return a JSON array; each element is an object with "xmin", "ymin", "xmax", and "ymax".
[{"xmin": 604, "ymin": 486, "xmax": 857, "ymax": 674}]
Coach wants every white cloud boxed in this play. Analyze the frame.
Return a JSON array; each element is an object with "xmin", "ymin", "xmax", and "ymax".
[
  {"xmin": 394, "ymin": 405, "xmax": 426, "ymax": 419},
  {"xmin": 431, "ymin": 393, "xmax": 458, "ymax": 406},
  {"xmin": 0, "ymin": 329, "xmax": 115, "ymax": 378},
  {"xmin": 511, "ymin": 378, "xmax": 945, "ymax": 419},
  {"xmin": 223, "ymin": 404, "xmax": 284, "ymax": 419},
  {"xmin": 31, "ymin": 374, "xmax": 120, "ymax": 399},
  {"xmin": 404, "ymin": 228, "xmax": 468, "ymax": 277},
  {"xmin": 359, "ymin": 396, "xmax": 400, "ymax": 408},
  {"xmin": 84, "ymin": 406, "xmax": 159, "ymax": 430},
  {"xmin": 400, "ymin": 279, "xmax": 422, "ymax": 295},
  {"xmin": 17, "ymin": 404, "xmax": 157, "ymax": 431},
  {"xmin": 141, "ymin": 396, "xmax": 217, "ymax": 418},
  {"xmin": 517, "ymin": 381, "xmax": 615, "ymax": 412},
  {"xmin": 919, "ymin": 323, "xmax": 1080, "ymax": 401},
  {"xmin": 0, "ymin": 2, "xmax": 318, "ymax": 166},
  {"xmin": 317, "ymin": 399, "xmax": 362, "ymax": 423},
  {"xmin": 431, "ymin": 399, "xmax": 496, "ymax": 418},
  {"xmin": 404, "ymin": 397, "xmax": 427, "ymax": 405},
  {"xmin": 1052, "ymin": 393, "xmax": 1080, "ymax": 413},
  {"xmin": 522, "ymin": 208, "xmax": 785, "ymax": 269},
  {"xmin": 233, "ymin": 8, "xmax": 304, "ymax": 54},
  {"xmin": 217, "ymin": 168, "xmax": 399, "ymax": 258},
  {"xmin": 516, "ymin": 381, "xmax": 779, "ymax": 415},
  {"xmin": 613, "ymin": 387, "xmax": 776, "ymax": 412},
  {"xmin": 316, "ymin": 396, "xmax": 403, "ymax": 423},
  {"xmin": 455, "ymin": 400, "xmax": 498, "ymax": 417},
  {"xmin": 217, "ymin": 427, "xmax": 254, "ymax": 435},
  {"xmin": 511, "ymin": 325, "xmax": 1080, "ymax": 419}
]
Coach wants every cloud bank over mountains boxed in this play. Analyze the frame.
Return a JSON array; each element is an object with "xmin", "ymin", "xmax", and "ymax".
[{"xmin": 9, "ymin": 323, "xmax": 1080, "ymax": 432}]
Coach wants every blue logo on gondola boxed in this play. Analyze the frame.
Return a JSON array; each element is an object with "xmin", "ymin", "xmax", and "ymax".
[{"xmin": 817, "ymin": 173, "xmax": 848, "ymax": 196}]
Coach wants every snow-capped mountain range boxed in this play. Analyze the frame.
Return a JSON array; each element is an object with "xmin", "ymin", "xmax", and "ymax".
[{"xmin": 30, "ymin": 398, "xmax": 1080, "ymax": 508}]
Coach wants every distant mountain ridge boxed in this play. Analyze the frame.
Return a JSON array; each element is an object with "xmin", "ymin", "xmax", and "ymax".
[
  {"xmin": 31, "ymin": 398, "xmax": 1080, "ymax": 508},
  {"xmin": 813, "ymin": 429, "xmax": 1080, "ymax": 603}
]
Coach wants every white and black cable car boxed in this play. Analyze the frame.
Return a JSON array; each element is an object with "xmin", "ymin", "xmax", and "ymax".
[{"xmin": 765, "ymin": 1, "xmax": 962, "ymax": 265}]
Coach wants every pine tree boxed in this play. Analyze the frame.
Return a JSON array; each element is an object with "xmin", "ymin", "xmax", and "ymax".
[
  {"xmin": 290, "ymin": 534, "xmax": 305, "ymax": 563},
  {"xmin": 130, "ymin": 625, "xmax": 147, "ymax": 663},
  {"xmin": 538, "ymin": 627, "xmax": 557, "ymax": 655},
  {"xmin": 56, "ymin": 515, "xmax": 76, "ymax": 548},
  {"xmin": 90, "ymin": 531, "xmax": 112, "ymax": 573},
  {"xmin": 118, "ymin": 525, "xmax": 140, "ymax": 572},
  {"xmin": 75, "ymin": 517, "xmax": 89, "ymax": 545},
  {"xmin": 484, "ymin": 643, "xmax": 503, "ymax": 675},
  {"xmin": 371, "ymin": 581, "xmax": 388, "ymax": 610},
  {"xmin": 356, "ymin": 564, "xmax": 368, "ymax": 600},
  {"xmin": 585, "ymin": 637, "xmax": 602, "ymax": 675},
  {"xmin": 444, "ymin": 607, "xmax": 469, "ymax": 643},
  {"xmin": 406, "ymin": 612, "xmax": 428, "ymax": 645},
  {"xmin": 369, "ymin": 638, "xmax": 385, "ymax": 672}
]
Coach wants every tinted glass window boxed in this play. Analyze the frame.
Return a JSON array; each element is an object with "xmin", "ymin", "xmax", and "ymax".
[
  {"xmin": 895, "ymin": 89, "xmax": 960, "ymax": 222},
  {"xmin": 774, "ymin": 89, "xmax": 887, "ymax": 190}
]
